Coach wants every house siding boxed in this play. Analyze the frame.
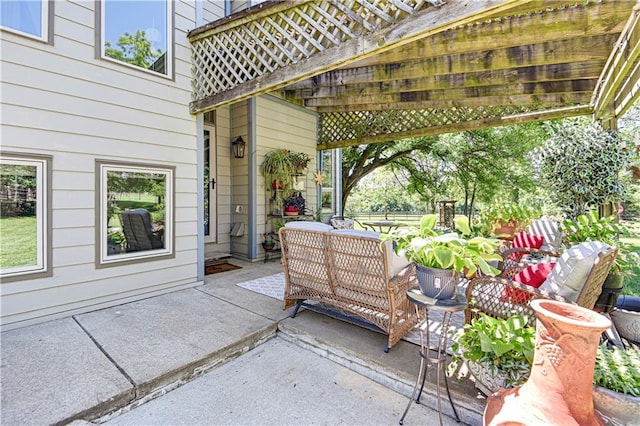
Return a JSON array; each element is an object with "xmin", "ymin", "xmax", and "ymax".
[
  {"xmin": 254, "ymin": 96, "xmax": 318, "ymax": 260},
  {"xmin": 0, "ymin": 0, "xmax": 223, "ymax": 329}
]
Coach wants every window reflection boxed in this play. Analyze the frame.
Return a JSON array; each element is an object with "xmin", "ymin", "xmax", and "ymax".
[
  {"xmin": 0, "ymin": 155, "xmax": 47, "ymax": 279},
  {"xmin": 100, "ymin": 163, "xmax": 173, "ymax": 264},
  {"xmin": 102, "ymin": 0, "xmax": 170, "ymax": 75},
  {"xmin": 1, "ymin": 0, "xmax": 47, "ymax": 40}
]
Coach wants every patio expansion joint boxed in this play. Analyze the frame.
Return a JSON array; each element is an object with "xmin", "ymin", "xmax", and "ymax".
[{"xmin": 72, "ymin": 316, "xmax": 137, "ymax": 388}]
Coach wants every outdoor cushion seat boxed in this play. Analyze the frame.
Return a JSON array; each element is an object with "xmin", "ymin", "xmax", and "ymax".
[
  {"xmin": 465, "ymin": 242, "xmax": 618, "ymax": 325},
  {"xmin": 120, "ymin": 209, "xmax": 164, "ymax": 252},
  {"xmin": 279, "ymin": 225, "xmax": 420, "ymax": 351}
]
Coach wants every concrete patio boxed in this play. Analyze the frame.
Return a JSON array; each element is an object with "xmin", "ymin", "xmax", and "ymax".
[{"xmin": 1, "ymin": 258, "xmax": 485, "ymax": 425}]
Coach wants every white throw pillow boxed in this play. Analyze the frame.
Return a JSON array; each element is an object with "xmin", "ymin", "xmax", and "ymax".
[
  {"xmin": 539, "ymin": 241, "xmax": 610, "ymax": 302},
  {"xmin": 284, "ymin": 221, "xmax": 333, "ymax": 232},
  {"xmin": 330, "ymin": 218, "xmax": 355, "ymax": 229}
]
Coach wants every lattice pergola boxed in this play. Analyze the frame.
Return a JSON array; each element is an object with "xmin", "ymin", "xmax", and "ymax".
[{"xmin": 188, "ymin": 0, "xmax": 640, "ymax": 149}]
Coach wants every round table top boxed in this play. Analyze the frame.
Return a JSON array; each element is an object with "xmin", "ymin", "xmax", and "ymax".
[{"xmin": 406, "ymin": 287, "xmax": 468, "ymax": 312}]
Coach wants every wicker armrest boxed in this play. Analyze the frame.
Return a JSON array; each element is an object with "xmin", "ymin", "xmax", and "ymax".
[{"xmin": 464, "ymin": 275, "xmax": 571, "ymax": 324}]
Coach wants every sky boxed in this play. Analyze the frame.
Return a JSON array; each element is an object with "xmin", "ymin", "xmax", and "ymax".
[{"xmin": 103, "ymin": 0, "xmax": 168, "ymax": 52}]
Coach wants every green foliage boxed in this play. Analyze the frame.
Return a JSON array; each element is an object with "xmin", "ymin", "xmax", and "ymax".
[
  {"xmin": 531, "ymin": 119, "xmax": 631, "ymax": 218},
  {"xmin": 450, "ymin": 313, "xmax": 536, "ymax": 388},
  {"xmin": 107, "ymin": 231, "xmax": 126, "ymax": 245},
  {"xmin": 104, "ymin": 30, "xmax": 161, "ymax": 69},
  {"xmin": 261, "ymin": 149, "xmax": 296, "ymax": 187},
  {"xmin": 0, "ymin": 216, "xmax": 37, "ymax": 268},
  {"xmin": 289, "ymin": 152, "xmax": 311, "ymax": 171},
  {"xmin": 594, "ymin": 344, "xmax": 640, "ymax": 397},
  {"xmin": 477, "ymin": 201, "xmax": 539, "ymax": 234},
  {"xmin": 381, "ymin": 214, "xmax": 502, "ymax": 277},
  {"xmin": 561, "ymin": 211, "xmax": 640, "ymax": 275}
]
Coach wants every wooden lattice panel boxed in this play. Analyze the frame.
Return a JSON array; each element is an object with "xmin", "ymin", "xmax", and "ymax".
[
  {"xmin": 318, "ymin": 105, "xmax": 537, "ymax": 145},
  {"xmin": 189, "ymin": 0, "xmax": 441, "ymax": 104}
]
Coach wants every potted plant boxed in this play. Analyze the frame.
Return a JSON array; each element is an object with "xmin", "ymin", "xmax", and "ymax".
[
  {"xmin": 289, "ymin": 151, "xmax": 311, "ymax": 173},
  {"xmin": 382, "ymin": 214, "xmax": 502, "ymax": 299},
  {"xmin": 592, "ymin": 343, "xmax": 640, "ymax": 424},
  {"xmin": 560, "ymin": 210, "xmax": 640, "ymax": 311},
  {"xmin": 479, "ymin": 202, "xmax": 539, "ymax": 238},
  {"xmin": 283, "ymin": 193, "xmax": 305, "ymax": 216},
  {"xmin": 262, "ymin": 232, "xmax": 276, "ymax": 251},
  {"xmin": 449, "ymin": 313, "xmax": 536, "ymax": 395},
  {"xmin": 261, "ymin": 149, "xmax": 295, "ymax": 189}
]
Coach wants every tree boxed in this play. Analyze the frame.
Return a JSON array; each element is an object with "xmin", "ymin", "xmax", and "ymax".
[
  {"xmin": 104, "ymin": 30, "xmax": 160, "ymax": 69},
  {"xmin": 531, "ymin": 118, "xmax": 630, "ymax": 218},
  {"xmin": 341, "ymin": 137, "xmax": 437, "ymax": 213},
  {"xmin": 391, "ymin": 124, "xmax": 546, "ymax": 220}
]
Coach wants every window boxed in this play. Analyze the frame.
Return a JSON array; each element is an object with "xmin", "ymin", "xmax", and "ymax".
[
  {"xmin": 1, "ymin": 0, "xmax": 49, "ymax": 41},
  {"xmin": 97, "ymin": 161, "xmax": 174, "ymax": 266},
  {"xmin": 0, "ymin": 153, "xmax": 51, "ymax": 281},
  {"xmin": 321, "ymin": 150, "xmax": 334, "ymax": 213},
  {"xmin": 100, "ymin": 0, "xmax": 172, "ymax": 76}
]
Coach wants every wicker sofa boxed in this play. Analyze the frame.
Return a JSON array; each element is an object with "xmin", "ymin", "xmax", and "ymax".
[{"xmin": 279, "ymin": 222, "xmax": 421, "ymax": 351}]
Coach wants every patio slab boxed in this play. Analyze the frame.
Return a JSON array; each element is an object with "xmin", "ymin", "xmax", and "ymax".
[
  {"xmin": 75, "ymin": 288, "xmax": 277, "ymax": 390},
  {"xmin": 1, "ymin": 317, "xmax": 134, "ymax": 426}
]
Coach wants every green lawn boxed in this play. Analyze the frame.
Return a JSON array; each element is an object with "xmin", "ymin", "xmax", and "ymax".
[
  {"xmin": 621, "ymin": 220, "xmax": 640, "ymax": 297},
  {"xmin": 0, "ymin": 216, "xmax": 37, "ymax": 268}
]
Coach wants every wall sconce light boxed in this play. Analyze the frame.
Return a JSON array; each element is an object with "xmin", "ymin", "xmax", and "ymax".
[{"xmin": 232, "ymin": 136, "xmax": 246, "ymax": 159}]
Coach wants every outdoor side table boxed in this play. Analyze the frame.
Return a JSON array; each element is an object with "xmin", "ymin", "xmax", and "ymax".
[{"xmin": 399, "ymin": 289, "xmax": 467, "ymax": 426}]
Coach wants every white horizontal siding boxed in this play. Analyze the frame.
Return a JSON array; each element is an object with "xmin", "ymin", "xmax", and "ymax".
[
  {"xmin": 203, "ymin": 1, "xmax": 225, "ymax": 22},
  {"xmin": 0, "ymin": 0, "xmax": 200, "ymax": 329}
]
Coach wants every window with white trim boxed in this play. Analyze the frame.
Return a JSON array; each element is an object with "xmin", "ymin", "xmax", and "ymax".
[
  {"xmin": 100, "ymin": 0, "xmax": 172, "ymax": 76},
  {"xmin": 0, "ymin": 153, "xmax": 51, "ymax": 280},
  {"xmin": 1, "ymin": 0, "xmax": 49, "ymax": 41},
  {"xmin": 97, "ymin": 161, "xmax": 174, "ymax": 266}
]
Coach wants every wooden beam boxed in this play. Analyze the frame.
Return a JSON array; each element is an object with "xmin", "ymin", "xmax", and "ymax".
[
  {"xmin": 303, "ymin": 79, "xmax": 597, "ymax": 108},
  {"xmin": 614, "ymin": 57, "xmax": 640, "ymax": 118},
  {"xmin": 594, "ymin": 5, "xmax": 640, "ymax": 119},
  {"xmin": 346, "ymin": 1, "xmax": 633, "ymax": 68},
  {"xmin": 314, "ymin": 92, "xmax": 593, "ymax": 113},
  {"xmin": 316, "ymin": 105, "xmax": 593, "ymax": 149},
  {"xmin": 190, "ymin": 0, "xmax": 525, "ymax": 113},
  {"xmin": 288, "ymin": 34, "xmax": 615, "ymax": 89}
]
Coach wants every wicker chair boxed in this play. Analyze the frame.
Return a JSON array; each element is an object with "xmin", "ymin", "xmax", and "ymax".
[
  {"xmin": 279, "ymin": 226, "xmax": 422, "ymax": 351},
  {"xmin": 120, "ymin": 209, "xmax": 164, "ymax": 252},
  {"xmin": 465, "ymin": 243, "xmax": 618, "ymax": 325}
]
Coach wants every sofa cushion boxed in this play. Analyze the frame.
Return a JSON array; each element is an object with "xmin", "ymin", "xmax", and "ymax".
[
  {"xmin": 330, "ymin": 229, "xmax": 409, "ymax": 278},
  {"xmin": 508, "ymin": 231, "xmax": 544, "ymax": 261},
  {"xmin": 330, "ymin": 218, "xmax": 355, "ymax": 229},
  {"xmin": 539, "ymin": 241, "xmax": 610, "ymax": 302},
  {"xmin": 284, "ymin": 221, "xmax": 333, "ymax": 232},
  {"xmin": 528, "ymin": 219, "xmax": 562, "ymax": 251},
  {"xmin": 501, "ymin": 262, "xmax": 556, "ymax": 302}
]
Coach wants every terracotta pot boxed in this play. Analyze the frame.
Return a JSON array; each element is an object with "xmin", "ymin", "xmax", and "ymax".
[
  {"xmin": 484, "ymin": 299, "xmax": 611, "ymax": 426},
  {"xmin": 493, "ymin": 221, "xmax": 517, "ymax": 239}
]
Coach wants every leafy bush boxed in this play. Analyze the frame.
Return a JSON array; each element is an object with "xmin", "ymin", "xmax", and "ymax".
[
  {"xmin": 450, "ymin": 313, "xmax": 536, "ymax": 388},
  {"xmin": 594, "ymin": 344, "xmax": 640, "ymax": 397},
  {"xmin": 531, "ymin": 120, "xmax": 630, "ymax": 218}
]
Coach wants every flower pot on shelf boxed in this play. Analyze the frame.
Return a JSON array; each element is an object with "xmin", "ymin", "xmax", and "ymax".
[
  {"xmin": 284, "ymin": 206, "xmax": 299, "ymax": 216},
  {"xmin": 262, "ymin": 242, "xmax": 275, "ymax": 251}
]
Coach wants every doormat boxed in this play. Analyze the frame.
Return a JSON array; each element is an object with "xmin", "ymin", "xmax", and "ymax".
[
  {"xmin": 205, "ymin": 262, "xmax": 242, "ymax": 275},
  {"xmin": 235, "ymin": 272, "xmax": 462, "ymax": 352}
]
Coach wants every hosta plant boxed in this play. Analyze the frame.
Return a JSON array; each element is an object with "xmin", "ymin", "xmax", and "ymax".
[
  {"xmin": 450, "ymin": 313, "xmax": 536, "ymax": 389},
  {"xmin": 381, "ymin": 214, "xmax": 502, "ymax": 278},
  {"xmin": 594, "ymin": 343, "xmax": 640, "ymax": 397}
]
